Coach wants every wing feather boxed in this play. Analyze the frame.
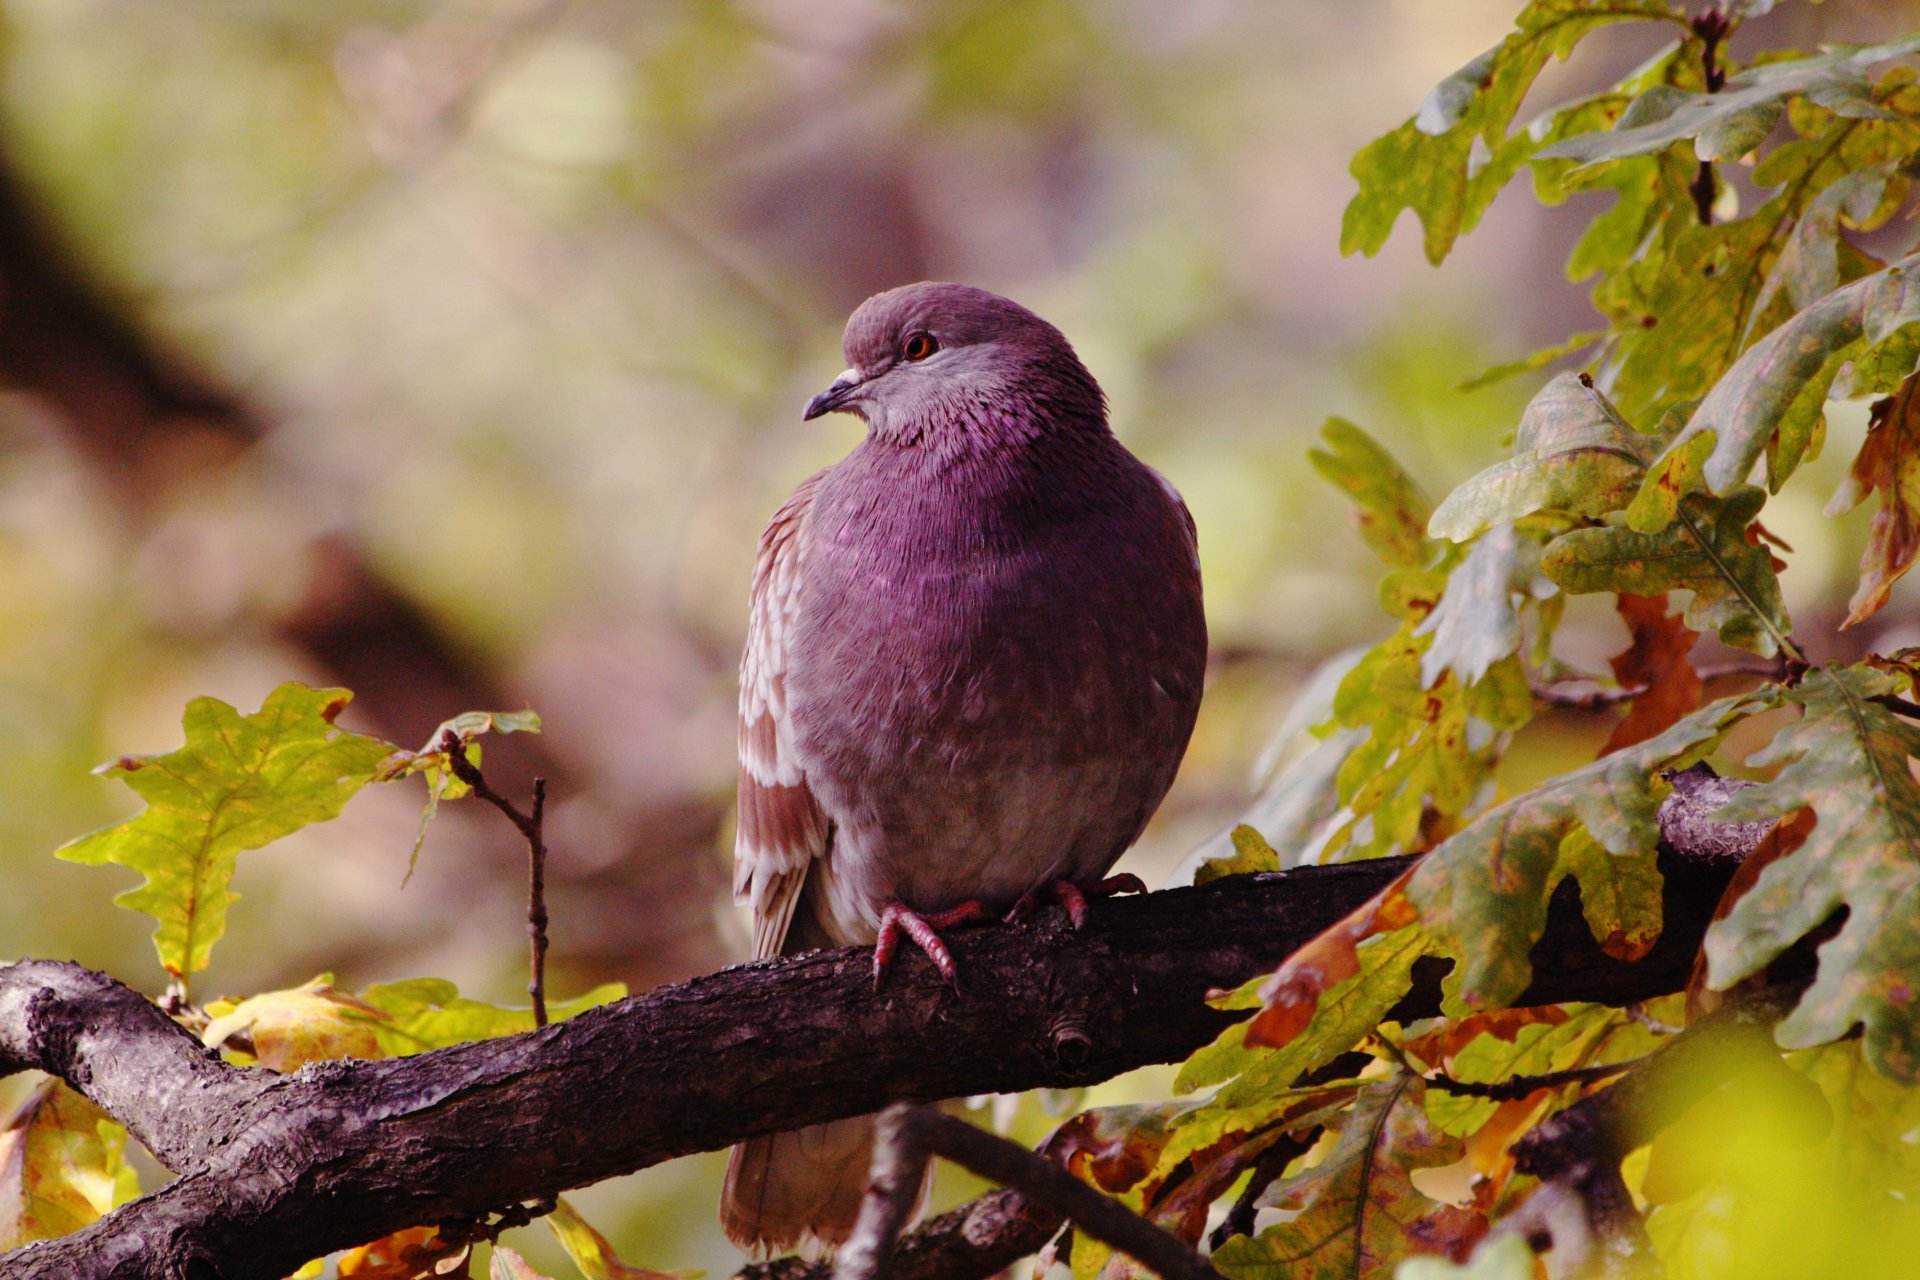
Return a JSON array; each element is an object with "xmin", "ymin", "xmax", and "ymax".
[{"xmin": 736, "ymin": 469, "xmax": 831, "ymax": 960}]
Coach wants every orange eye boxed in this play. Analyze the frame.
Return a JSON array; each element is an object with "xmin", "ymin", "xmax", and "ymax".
[{"xmin": 902, "ymin": 332, "xmax": 938, "ymax": 361}]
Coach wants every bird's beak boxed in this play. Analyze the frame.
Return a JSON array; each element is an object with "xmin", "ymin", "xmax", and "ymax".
[{"xmin": 804, "ymin": 368, "xmax": 865, "ymax": 421}]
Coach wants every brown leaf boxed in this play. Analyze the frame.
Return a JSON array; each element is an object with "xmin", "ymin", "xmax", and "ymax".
[
  {"xmin": 1831, "ymin": 376, "xmax": 1920, "ymax": 627},
  {"xmin": 1040, "ymin": 1103, "xmax": 1188, "ymax": 1197},
  {"xmin": 1603, "ymin": 593, "xmax": 1704, "ymax": 753},
  {"xmin": 1246, "ymin": 866, "xmax": 1421, "ymax": 1049}
]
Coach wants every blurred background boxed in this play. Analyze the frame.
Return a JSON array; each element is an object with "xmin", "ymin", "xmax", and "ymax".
[{"xmin": 3, "ymin": 0, "xmax": 1918, "ymax": 1271}]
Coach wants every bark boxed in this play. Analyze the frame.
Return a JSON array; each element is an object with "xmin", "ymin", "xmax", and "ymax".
[{"xmin": 0, "ymin": 775, "xmax": 1767, "ymax": 1280}]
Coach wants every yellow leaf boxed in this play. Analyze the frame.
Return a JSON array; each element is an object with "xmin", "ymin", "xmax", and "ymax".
[
  {"xmin": 548, "ymin": 1198, "xmax": 700, "ymax": 1280},
  {"xmin": 202, "ymin": 977, "xmax": 390, "ymax": 1071},
  {"xmin": 0, "ymin": 1081, "xmax": 140, "ymax": 1249}
]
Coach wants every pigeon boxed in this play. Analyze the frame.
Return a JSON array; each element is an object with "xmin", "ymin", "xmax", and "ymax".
[{"xmin": 721, "ymin": 282, "xmax": 1207, "ymax": 1253}]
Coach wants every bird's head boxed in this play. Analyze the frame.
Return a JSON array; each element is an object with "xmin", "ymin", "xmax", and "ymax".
[{"xmin": 803, "ymin": 282, "xmax": 1105, "ymax": 445}]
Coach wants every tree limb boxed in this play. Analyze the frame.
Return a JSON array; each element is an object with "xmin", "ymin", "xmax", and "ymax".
[{"xmin": 0, "ymin": 772, "xmax": 1769, "ymax": 1280}]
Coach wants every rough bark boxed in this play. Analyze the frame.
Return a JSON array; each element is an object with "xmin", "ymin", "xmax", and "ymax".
[{"xmin": 0, "ymin": 778, "xmax": 1766, "ymax": 1280}]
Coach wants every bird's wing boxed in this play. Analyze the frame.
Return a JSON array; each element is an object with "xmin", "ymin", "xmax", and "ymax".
[
  {"xmin": 736, "ymin": 469, "xmax": 833, "ymax": 960},
  {"xmin": 1150, "ymin": 466, "xmax": 1202, "ymax": 573}
]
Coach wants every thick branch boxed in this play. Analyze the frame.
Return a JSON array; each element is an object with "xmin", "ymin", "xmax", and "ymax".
[{"xmin": 1, "ymin": 775, "xmax": 1767, "ymax": 1280}]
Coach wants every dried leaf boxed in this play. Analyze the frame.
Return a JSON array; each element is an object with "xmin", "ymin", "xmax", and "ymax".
[
  {"xmin": 1686, "ymin": 808, "xmax": 1816, "ymax": 1020},
  {"xmin": 1603, "ymin": 593, "xmax": 1703, "ymax": 752},
  {"xmin": 57, "ymin": 683, "xmax": 394, "ymax": 983},
  {"xmin": 491, "ymin": 1246, "xmax": 556, "ymax": 1280},
  {"xmin": 201, "ymin": 977, "xmax": 389, "ymax": 1071},
  {"xmin": 1827, "ymin": 377, "xmax": 1920, "ymax": 627},
  {"xmin": 338, "ymin": 1226, "xmax": 468, "ymax": 1279}
]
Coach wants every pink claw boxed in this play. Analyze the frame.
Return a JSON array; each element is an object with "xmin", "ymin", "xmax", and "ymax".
[{"xmin": 873, "ymin": 900, "xmax": 985, "ymax": 990}]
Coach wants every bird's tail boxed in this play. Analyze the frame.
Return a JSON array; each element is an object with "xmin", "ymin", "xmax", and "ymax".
[{"xmin": 721, "ymin": 1114, "xmax": 876, "ymax": 1254}]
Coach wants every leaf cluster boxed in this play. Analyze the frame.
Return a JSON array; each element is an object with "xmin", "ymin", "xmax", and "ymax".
[{"xmin": 1068, "ymin": 5, "xmax": 1920, "ymax": 1277}]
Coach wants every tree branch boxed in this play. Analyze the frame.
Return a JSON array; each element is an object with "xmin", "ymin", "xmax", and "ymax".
[
  {"xmin": 1503, "ymin": 988, "xmax": 1794, "ymax": 1270},
  {"xmin": 0, "ymin": 771, "xmax": 1770, "ymax": 1280}
]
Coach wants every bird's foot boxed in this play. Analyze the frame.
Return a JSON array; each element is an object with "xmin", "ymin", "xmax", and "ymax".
[
  {"xmin": 873, "ymin": 900, "xmax": 985, "ymax": 991},
  {"xmin": 1006, "ymin": 873, "xmax": 1148, "ymax": 929}
]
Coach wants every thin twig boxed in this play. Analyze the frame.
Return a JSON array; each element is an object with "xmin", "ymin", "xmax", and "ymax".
[
  {"xmin": 1209, "ymin": 1133, "xmax": 1312, "ymax": 1251},
  {"xmin": 438, "ymin": 732, "xmax": 552, "ymax": 1027},
  {"xmin": 904, "ymin": 1107, "xmax": 1220, "ymax": 1280},
  {"xmin": 1871, "ymin": 693, "xmax": 1920, "ymax": 721},
  {"xmin": 1688, "ymin": 8, "xmax": 1731, "ymax": 225},
  {"xmin": 834, "ymin": 1105, "xmax": 935, "ymax": 1280},
  {"xmin": 1426, "ymin": 1059, "xmax": 1636, "ymax": 1102},
  {"xmin": 1532, "ymin": 680, "xmax": 1646, "ymax": 711},
  {"xmin": 1506, "ymin": 988, "xmax": 1794, "ymax": 1267}
]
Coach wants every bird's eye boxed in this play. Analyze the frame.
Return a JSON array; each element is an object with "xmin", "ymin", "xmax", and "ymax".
[{"xmin": 902, "ymin": 332, "xmax": 938, "ymax": 361}]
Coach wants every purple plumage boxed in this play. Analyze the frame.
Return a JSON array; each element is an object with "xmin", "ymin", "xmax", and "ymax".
[{"xmin": 722, "ymin": 283, "xmax": 1207, "ymax": 1253}]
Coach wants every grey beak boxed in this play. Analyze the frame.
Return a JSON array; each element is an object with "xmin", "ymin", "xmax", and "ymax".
[{"xmin": 804, "ymin": 369, "xmax": 864, "ymax": 420}]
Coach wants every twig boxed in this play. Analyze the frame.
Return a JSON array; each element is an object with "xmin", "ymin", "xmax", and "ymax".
[
  {"xmin": 439, "ymin": 732, "xmax": 552, "ymax": 1026},
  {"xmin": 825, "ymin": 1107, "xmax": 1222, "ymax": 1280},
  {"xmin": 1504, "ymin": 988, "xmax": 1794, "ymax": 1267},
  {"xmin": 739, "ymin": 1190, "xmax": 1059, "ymax": 1280},
  {"xmin": 1209, "ymin": 1133, "xmax": 1312, "ymax": 1251},
  {"xmin": 906, "ymin": 1107, "xmax": 1219, "ymax": 1280},
  {"xmin": 835, "ymin": 1105, "xmax": 935, "ymax": 1280},
  {"xmin": 1871, "ymin": 693, "xmax": 1920, "ymax": 721},
  {"xmin": 1425, "ymin": 1060, "xmax": 1635, "ymax": 1101},
  {"xmin": 1688, "ymin": 8, "xmax": 1731, "ymax": 225},
  {"xmin": 1532, "ymin": 680, "xmax": 1645, "ymax": 711}
]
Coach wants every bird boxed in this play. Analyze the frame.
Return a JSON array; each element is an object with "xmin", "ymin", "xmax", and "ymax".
[{"xmin": 720, "ymin": 282, "xmax": 1207, "ymax": 1254}]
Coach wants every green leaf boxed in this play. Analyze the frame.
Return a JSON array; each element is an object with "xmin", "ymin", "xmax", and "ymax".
[
  {"xmin": 57, "ymin": 683, "xmax": 395, "ymax": 983},
  {"xmin": 1416, "ymin": 524, "xmax": 1544, "ymax": 688},
  {"xmin": 1342, "ymin": 0, "xmax": 1687, "ymax": 264},
  {"xmin": 1537, "ymin": 33, "xmax": 1920, "ymax": 166},
  {"xmin": 1457, "ymin": 329, "xmax": 1607, "ymax": 391},
  {"xmin": 0, "ymin": 1082, "xmax": 139, "ymax": 1250},
  {"xmin": 1330, "ymin": 628, "xmax": 1530, "ymax": 860},
  {"xmin": 1178, "ymin": 926, "xmax": 1431, "ymax": 1100},
  {"xmin": 1310, "ymin": 419, "xmax": 1436, "ymax": 568},
  {"xmin": 1430, "ymin": 373, "xmax": 1651, "ymax": 542},
  {"xmin": 1632, "ymin": 253, "xmax": 1920, "ymax": 517},
  {"xmin": 357, "ymin": 978, "xmax": 625, "ymax": 1055},
  {"xmin": 547, "ymin": 1198, "xmax": 698, "ymax": 1280},
  {"xmin": 1195, "ymin": 825, "xmax": 1281, "ymax": 885},
  {"xmin": 1594, "ymin": 82, "xmax": 1920, "ymax": 424},
  {"xmin": 374, "ymin": 707, "xmax": 545, "ymax": 881},
  {"xmin": 1211, "ymin": 1073, "xmax": 1484, "ymax": 1280},
  {"xmin": 1416, "ymin": 1003, "xmax": 1657, "ymax": 1137},
  {"xmin": 1407, "ymin": 691, "xmax": 1765, "ymax": 1008},
  {"xmin": 1704, "ymin": 664, "xmax": 1920, "ymax": 1079},
  {"xmin": 1544, "ymin": 486, "xmax": 1792, "ymax": 656}
]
